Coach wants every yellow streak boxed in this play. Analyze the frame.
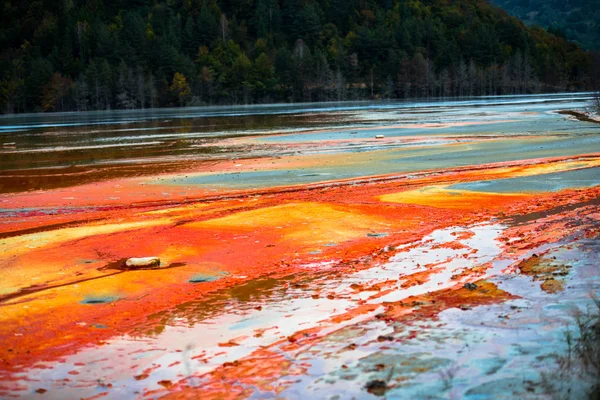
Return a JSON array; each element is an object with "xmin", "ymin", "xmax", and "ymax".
[
  {"xmin": 481, "ymin": 158, "xmax": 600, "ymax": 178},
  {"xmin": 0, "ymin": 219, "xmax": 172, "ymax": 259},
  {"xmin": 190, "ymin": 202, "xmax": 391, "ymax": 245},
  {"xmin": 380, "ymin": 186, "xmax": 526, "ymax": 209}
]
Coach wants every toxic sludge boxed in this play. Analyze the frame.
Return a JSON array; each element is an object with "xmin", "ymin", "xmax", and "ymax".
[{"xmin": 1, "ymin": 94, "xmax": 599, "ymax": 399}]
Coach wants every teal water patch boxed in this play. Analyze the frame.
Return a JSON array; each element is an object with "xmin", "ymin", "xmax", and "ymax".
[
  {"xmin": 388, "ymin": 135, "xmax": 600, "ymax": 171},
  {"xmin": 257, "ymin": 120, "xmax": 523, "ymax": 144},
  {"xmin": 81, "ymin": 295, "xmax": 119, "ymax": 304},
  {"xmin": 463, "ymin": 377, "xmax": 543, "ymax": 399},
  {"xmin": 450, "ymin": 166, "xmax": 600, "ymax": 194},
  {"xmin": 189, "ymin": 273, "xmax": 222, "ymax": 283},
  {"xmin": 157, "ymin": 135, "xmax": 600, "ymax": 190},
  {"xmin": 228, "ymin": 317, "xmax": 260, "ymax": 331},
  {"xmin": 159, "ymin": 169, "xmax": 351, "ymax": 189}
]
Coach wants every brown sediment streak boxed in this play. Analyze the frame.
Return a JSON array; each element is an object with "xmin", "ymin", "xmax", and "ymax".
[
  {"xmin": 0, "ymin": 270, "xmax": 126, "ymax": 305},
  {"xmin": 0, "ymin": 261, "xmax": 188, "ymax": 305},
  {"xmin": 558, "ymin": 110, "xmax": 600, "ymax": 124},
  {"xmin": 0, "ymin": 216, "xmax": 107, "ymax": 240},
  {"xmin": 508, "ymin": 195, "xmax": 600, "ymax": 225},
  {"xmin": 0, "ymin": 159, "xmax": 227, "ymax": 194}
]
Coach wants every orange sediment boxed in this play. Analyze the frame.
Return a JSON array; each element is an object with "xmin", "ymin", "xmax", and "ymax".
[{"xmin": 0, "ymin": 152, "xmax": 599, "ymax": 394}]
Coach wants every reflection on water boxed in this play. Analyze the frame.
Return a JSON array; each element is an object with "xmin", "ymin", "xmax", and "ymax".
[
  {"xmin": 0, "ymin": 93, "xmax": 592, "ymax": 130},
  {"xmin": 16, "ymin": 216, "xmax": 600, "ymax": 399},
  {"xmin": 17, "ymin": 223, "xmax": 507, "ymax": 399}
]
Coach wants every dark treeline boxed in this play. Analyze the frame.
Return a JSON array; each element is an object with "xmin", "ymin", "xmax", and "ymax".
[
  {"xmin": 0, "ymin": 0, "xmax": 597, "ymax": 113},
  {"xmin": 490, "ymin": 0, "xmax": 600, "ymax": 51}
]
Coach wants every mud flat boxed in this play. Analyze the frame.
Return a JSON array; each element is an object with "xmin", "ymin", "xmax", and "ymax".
[{"xmin": 1, "ymin": 93, "xmax": 599, "ymax": 399}]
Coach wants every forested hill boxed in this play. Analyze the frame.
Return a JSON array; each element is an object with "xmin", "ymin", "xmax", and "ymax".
[
  {"xmin": 490, "ymin": 0, "xmax": 600, "ymax": 51},
  {"xmin": 0, "ymin": 0, "xmax": 595, "ymax": 113}
]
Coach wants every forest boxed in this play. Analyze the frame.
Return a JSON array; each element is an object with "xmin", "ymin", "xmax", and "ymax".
[
  {"xmin": 490, "ymin": 0, "xmax": 600, "ymax": 51},
  {"xmin": 0, "ymin": 0, "xmax": 597, "ymax": 113}
]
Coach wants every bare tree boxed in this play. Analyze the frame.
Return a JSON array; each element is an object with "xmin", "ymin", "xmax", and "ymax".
[
  {"xmin": 456, "ymin": 60, "xmax": 467, "ymax": 97},
  {"xmin": 333, "ymin": 69, "xmax": 346, "ymax": 102},
  {"xmin": 136, "ymin": 68, "xmax": 146, "ymax": 109},
  {"xmin": 220, "ymin": 14, "xmax": 228, "ymax": 44},
  {"xmin": 148, "ymin": 73, "xmax": 157, "ymax": 109},
  {"xmin": 75, "ymin": 75, "xmax": 89, "ymax": 111}
]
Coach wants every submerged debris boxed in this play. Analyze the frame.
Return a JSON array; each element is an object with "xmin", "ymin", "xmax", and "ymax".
[
  {"xmin": 367, "ymin": 232, "xmax": 389, "ymax": 238},
  {"xmin": 365, "ymin": 379, "xmax": 388, "ymax": 396},
  {"xmin": 81, "ymin": 296, "xmax": 119, "ymax": 305}
]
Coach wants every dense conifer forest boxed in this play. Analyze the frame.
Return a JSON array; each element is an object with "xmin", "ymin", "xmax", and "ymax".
[
  {"xmin": 490, "ymin": 0, "xmax": 600, "ymax": 51},
  {"xmin": 0, "ymin": 0, "xmax": 596, "ymax": 113}
]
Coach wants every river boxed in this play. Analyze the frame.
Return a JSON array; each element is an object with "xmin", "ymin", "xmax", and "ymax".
[{"xmin": 0, "ymin": 93, "xmax": 599, "ymax": 399}]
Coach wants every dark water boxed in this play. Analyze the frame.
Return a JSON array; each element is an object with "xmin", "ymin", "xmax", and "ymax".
[{"xmin": 0, "ymin": 93, "xmax": 598, "ymax": 192}]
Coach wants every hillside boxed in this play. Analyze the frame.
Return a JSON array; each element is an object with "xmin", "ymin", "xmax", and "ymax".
[
  {"xmin": 490, "ymin": 0, "xmax": 600, "ymax": 51},
  {"xmin": 0, "ymin": 0, "xmax": 594, "ymax": 113}
]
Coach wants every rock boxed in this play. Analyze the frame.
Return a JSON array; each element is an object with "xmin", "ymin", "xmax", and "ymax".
[
  {"xmin": 377, "ymin": 335, "xmax": 394, "ymax": 342},
  {"xmin": 375, "ymin": 135, "xmax": 385, "ymax": 139},
  {"xmin": 463, "ymin": 282, "xmax": 478, "ymax": 290},
  {"xmin": 365, "ymin": 379, "xmax": 388, "ymax": 396},
  {"xmin": 124, "ymin": 257, "xmax": 160, "ymax": 269}
]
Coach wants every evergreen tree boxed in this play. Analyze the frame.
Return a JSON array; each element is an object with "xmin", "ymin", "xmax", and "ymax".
[{"xmin": 0, "ymin": 0, "xmax": 596, "ymax": 113}]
